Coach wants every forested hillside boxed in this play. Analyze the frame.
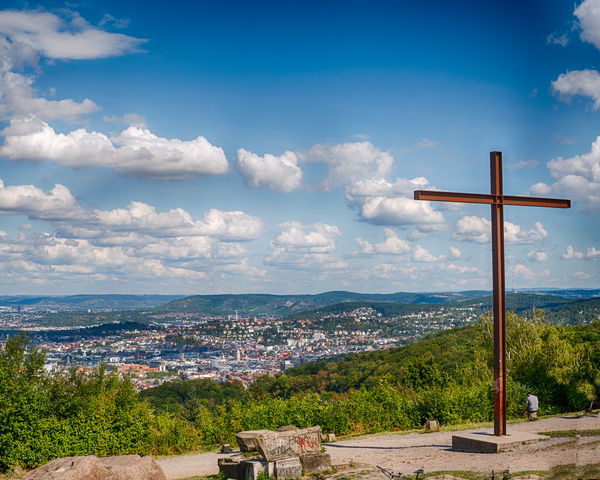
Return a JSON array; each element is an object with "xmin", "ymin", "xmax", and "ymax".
[
  {"xmin": 1, "ymin": 314, "xmax": 598, "ymax": 473},
  {"xmin": 153, "ymin": 290, "xmax": 489, "ymax": 316}
]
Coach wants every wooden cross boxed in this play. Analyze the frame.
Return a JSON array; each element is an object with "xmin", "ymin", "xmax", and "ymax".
[{"xmin": 414, "ymin": 151, "xmax": 570, "ymax": 436}]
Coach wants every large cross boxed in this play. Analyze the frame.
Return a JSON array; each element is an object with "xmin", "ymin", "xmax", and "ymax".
[{"xmin": 414, "ymin": 151, "xmax": 570, "ymax": 436}]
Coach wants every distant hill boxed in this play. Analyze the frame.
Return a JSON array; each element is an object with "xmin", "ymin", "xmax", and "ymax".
[
  {"xmin": 153, "ymin": 290, "xmax": 490, "ymax": 316},
  {"xmin": 0, "ymin": 294, "xmax": 185, "ymax": 312},
  {"xmin": 283, "ymin": 293, "xmax": 600, "ymax": 325}
]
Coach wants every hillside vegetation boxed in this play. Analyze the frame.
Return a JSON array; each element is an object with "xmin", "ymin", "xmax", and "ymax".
[
  {"xmin": 153, "ymin": 290, "xmax": 490, "ymax": 316},
  {"xmin": 1, "ymin": 313, "xmax": 599, "ymax": 473}
]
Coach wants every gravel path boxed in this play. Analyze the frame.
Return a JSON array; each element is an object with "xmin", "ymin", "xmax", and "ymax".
[{"xmin": 157, "ymin": 413, "xmax": 600, "ymax": 479}]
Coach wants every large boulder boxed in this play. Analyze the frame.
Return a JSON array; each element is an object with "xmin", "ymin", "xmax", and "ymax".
[
  {"xmin": 274, "ymin": 457, "xmax": 302, "ymax": 479},
  {"xmin": 22, "ymin": 455, "xmax": 166, "ymax": 480},
  {"xmin": 100, "ymin": 455, "xmax": 167, "ymax": 480},
  {"xmin": 237, "ymin": 426, "xmax": 322, "ymax": 461},
  {"xmin": 236, "ymin": 429, "xmax": 272, "ymax": 452},
  {"xmin": 299, "ymin": 451, "xmax": 331, "ymax": 474},
  {"xmin": 23, "ymin": 456, "xmax": 107, "ymax": 480}
]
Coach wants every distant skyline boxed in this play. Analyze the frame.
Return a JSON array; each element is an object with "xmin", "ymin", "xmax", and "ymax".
[{"xmin": 0, "ymin": 1, "xmax": 599, "ymax": 295}]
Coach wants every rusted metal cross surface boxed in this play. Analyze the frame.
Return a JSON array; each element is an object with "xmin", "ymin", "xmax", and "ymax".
[{"xmin": 414, "ymin": 152, "xmax": 570, "ymax": 436}]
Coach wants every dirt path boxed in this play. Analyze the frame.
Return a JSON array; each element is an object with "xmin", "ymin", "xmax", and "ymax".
[{"xmin": 157, "ymin": 413, "xmax": 600, "ymax": 479}]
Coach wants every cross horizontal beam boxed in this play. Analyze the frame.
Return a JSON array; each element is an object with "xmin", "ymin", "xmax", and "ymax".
[{"xmin": 414, "ymin": 190, "xmax": 571, "ymax": 208}]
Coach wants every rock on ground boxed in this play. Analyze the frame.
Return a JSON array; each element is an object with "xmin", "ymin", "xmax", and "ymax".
[{"xmin": 23, "ymin": 455, "xmax": 166, "ymax": 480}]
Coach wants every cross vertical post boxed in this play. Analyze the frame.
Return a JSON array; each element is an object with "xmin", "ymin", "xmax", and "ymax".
[
  {"xmin": 490, "ymin": 151, "xmax": 507, "ymax": 436},
  {"xmin": 413, "ymin": 151, "xmax": 570, "ymax": 436}
]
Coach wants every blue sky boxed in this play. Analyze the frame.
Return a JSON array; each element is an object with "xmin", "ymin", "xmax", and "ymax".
[{"xmin": 0, "ymin": 1, "xmax": 599, "ymax": 295}]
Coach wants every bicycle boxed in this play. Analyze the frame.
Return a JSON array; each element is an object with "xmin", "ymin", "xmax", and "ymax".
[
  {"xmin": 377, "ymin": 465, "xmax": 424, "ymax": 480},
  {"xmin": 491, "ymin": 469, "xmax": 510, "ymax": 480}
]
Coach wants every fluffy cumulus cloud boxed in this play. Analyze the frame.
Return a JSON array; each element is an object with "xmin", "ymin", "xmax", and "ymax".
[
  {"xmin": 527, "ymin": 250, "xmax": 548, "ymax": 262},
  {"xmin": 266, "ymin": 221, "xmax": 342, "ymax": 268},
  {"xmin": 551, "ymin": 0, "xmax": 600, "ymax": 108},
  {"xmin": 92, "ymin": 203, "xmax": 262, "ymax": 240},
  {"xmin": 514, "ymin": 263, "xmax": 537, "ymax": 280},
  {"xmin": 504, "ymin": 221, "xmax": 547, "ymax": 244},
  {"xmin": 575, "ymin": 0, "xmax": 600, "ymax": 50},
  {"xmin": 303, "ymin": 141, "xmax": 393, "ymax": 191},
  {"xmin": 0, "ymin": 179, "xmax": 265, "ymax": 287},
  {"xmin": 255, "ymin": 141, "xmax": 446, "ymax": 231},
  {"xmin": 453, "ymin": 216, "xmax": 490, "ymax": 243},
  {"xmin": 355, "ymin": 228, "xmax": 411, "ymax": 255},
  {"xmin": 237, "ymin": 148, "xmax": 303, "ymax": 192},
  {"xmin": 271, "ymin": 221, "xmax": 340, "ymax": 253},
  {"xmin": 346, "ymin": 176, "xmax": 446, "ymax": 229},
  {"xmin": 412, "ymin": 244, "xmax": 445, "ymax": 263},
  {"xmin": 563, "ymin": 244, "xmax": 600, "ymax": 259},
  {"xmin": 0, "ymin": 117, "xmax": 229, "ymax": 179},
  {"xmin": 0, "ymin": 231, "xmax": 219, "ymax": 288},
  {"xmin": 530, "ymin": 137, "xmax": 600, "ymax": 209},
  {"xmin": 552, "ymin": 69, "xmax": 600, "ymax": 109},
  {"xmin": 0, "ymin": 71, "xmax": 99, "ymax": 121},
  {"xmin": 359, "ymin": 196, "xmax": 445, "ymax": 227},
  {"xmin": 454, "ymin": 216, "xmax": 547, "ymax": 244},
  {"xmin": 0, "ymin": 178, "xmax": 84, "ymax": 220}
]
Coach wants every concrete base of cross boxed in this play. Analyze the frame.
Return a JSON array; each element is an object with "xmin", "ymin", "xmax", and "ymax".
[{"xmin": 452, "ymin": 430, "xmax": 548, "ymax": 453}]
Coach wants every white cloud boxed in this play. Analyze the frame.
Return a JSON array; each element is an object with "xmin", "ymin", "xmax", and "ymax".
[
  {"xmin": 0, "ymin": 197, "xmax": 266, "ymax": 288},
  {"xmin": 527, "ymin": 250, "xmax": 548, "ymax": 262},
  {"xmin": 531, "ymin": 137, "xmax": 600, "ymax": 209},
  {"xmin": 552, "ymin": 69, "xmax": 600, "ymax": 109},
  {"xmin": 271, "ymin": 221, "xmax": 340, "ymax": 253},
  {"xmin": 575, "ymin": 0, "xmax": 600, "ymax": 50},
  {"xmin": 93, "ymin": 203, "xmax": 262, "ymax": 241},
  {"xmin": 0, "ymin": 231, "xmax": 212, "ymax": 286},
  {"xmin": 0, "ymin": 178, "xmax": 84, "ymax": 220},
  {"xmin": 412, "ymin": 244, "xmax": 445, "ymax": 263},
  {"xmin": 0, "ymin": 71, "xmax": 99, "ymax": 121},
  {"xmin": 453, "ymin": 215, "xmax": 490, "ymax": 243},
  {"xmin": 504, "ymin": 221, "xmax": 547, "ymax": 244},
  {"xmin": 303, "ymin": 141, "xmax": 393, "ymax": 191},
  {"xmin": 573, "ymin": 271, "xmax": 592, "ymax": 279},
  {"xmin": 103, "ymin": 113, "xmax": 146, "ymax": 127},
  {"xmin": 345, "ymin": 176, "xmax": 446, "ymax": 230},
  {"xmin": 0, "ymin": 179, "xmax": 263, "ymax": 279},
  {"xmin": 529, "ymin": 182, "xmax": 553, "ymax": 196},
  {"xmin": 266, "ymin": 221, "xmax": 341, "ymax": 268},
  {"xmin": 0, "ymin": 117, "xmax": 229, "ymax": 180},
  {"xmin": 443, "ymin": 263, "xmax": 480, "ymax": 274},
  {"xmin": 506, "ymin": 160, "xmax": 539, "ymax": 170},
  {"xmin": 555, "ymin": 133, "xmax": 577, "ymax": 144},
  {"xmin": 563, "ymin": 244, "xmax": 600, "ymax": 259},
  {"xmin": 359, "ymin": 196, "xmax": 445, "ymax": 227},
  {"xmin": 237, "ymin": 148, "xmax": 303, "ymax": 192},
  {"xmin": 418, "ymin": 138, "xmax": 439, "ymax": 148},
  {"xmin": 0, "ymin": 10, "xmax": 143, "ymax": 122},
  {"xmin": 454, "ymin": 216, "xmax": 547, "ymax": 244},
  {"xmin": 514, "ymin": 263, "xmax": 536, "ymax": 280},
  {"xmin": 586, "ymin": 246, "xmax": 600, "ymax": 258},
  {"xmin": 564, "ymin": 244, "xmax": 585, "ymax": 259},
  {"xmin": 547, "ymin": 32, "xmax": 569, "ymax": 46},
  {"xmin": 300, "ymin": 140, "xmax": 446, "ymax": 231},
  {"xmin": 355, "ymin": 228, "xmax": 410, "ymax": 255},
  {"xmin": 0, "ymin": 10, "xmax": 145, "ymax": 60},
  {"xmin": 449, "ymin": 246, "xmax": 462, "ymax": 259}
]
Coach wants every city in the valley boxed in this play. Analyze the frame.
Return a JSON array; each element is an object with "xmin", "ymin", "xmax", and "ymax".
[
  {"xmin": 1, "ymin": 290, "xmax": 598, "ymax": 391},
  {"xmin": 0, "ymin": 298, "xmax": 484, "ymax": 390}
]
